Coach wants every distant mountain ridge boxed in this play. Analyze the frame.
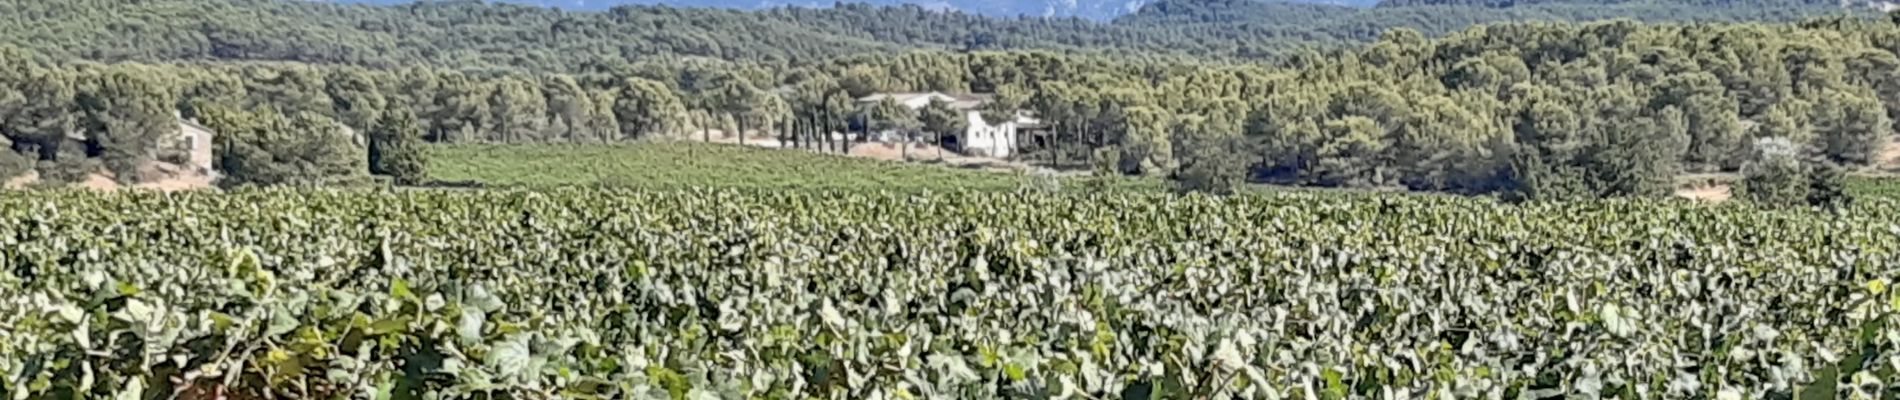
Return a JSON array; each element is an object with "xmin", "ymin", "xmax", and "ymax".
[{"xmin": 320, "ymin": 0, "xmax": 1377, "ymax": 19}]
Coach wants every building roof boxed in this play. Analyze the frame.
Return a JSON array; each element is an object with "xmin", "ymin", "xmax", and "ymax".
[
  {"xmin": 858, "ymin": 92, "xmax": 999, "ymax": 111},
  {"xmin": 856, "ymin": 92, "xmax": 946, "ymax": 103},
  {"xmin": 180, "ymin": 118, "xmax": 215, "ymax": 135}
]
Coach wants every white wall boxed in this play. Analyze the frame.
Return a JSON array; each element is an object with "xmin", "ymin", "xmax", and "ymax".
[
  {"xmin": 177, "ymin": 122, "xmax": 216, "ymax": 174},
  {"xmin": 961, "ymin": 110, "xmax": 1015, "ymax": 158},
  {"xmin": 901, "ymin": 94, "xmax": 951, "ymax": 109},
  {"xmin": 857, "ymin": 92, "xmax": 1032, "ymax": 159}
]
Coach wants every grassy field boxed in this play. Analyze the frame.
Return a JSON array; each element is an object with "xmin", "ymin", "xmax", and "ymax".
[
  {"xmin": 437, "ymin": 142, "xmax": 1900, "ymax": 201},
  {"xmin": 427, "ymin": 142, "xmax": 1166, "ymax": 191},
  {"xmin": 1848, "ymin": 175, "xmax": 1900, "ymax": 199}
]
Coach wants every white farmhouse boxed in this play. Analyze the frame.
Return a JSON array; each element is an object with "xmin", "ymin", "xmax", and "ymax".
[{"xmin": 855, "ymin": 92, "xmax": 1039, "ymax": 158}]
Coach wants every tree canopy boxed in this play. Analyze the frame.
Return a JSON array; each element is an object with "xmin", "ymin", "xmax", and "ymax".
[
  {"xmin": 0, "ymin": 0, "xmax": 1866, "ymax": 71},
  {"xmin": 0, "ymin": 0, "xmax": 1895, "ymax": 198}
]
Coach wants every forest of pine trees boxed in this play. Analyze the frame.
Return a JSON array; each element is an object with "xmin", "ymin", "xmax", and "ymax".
[
  {"xmin": 0, "ymin": 0, "xmax": 1865, "ymax": 70},
  {"xmin": 0, "ymin": 0, "xmax": 1896, "ymax": 200}
]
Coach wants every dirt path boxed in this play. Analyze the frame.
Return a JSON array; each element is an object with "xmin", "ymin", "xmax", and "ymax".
[
  {"xmin": 1879, "ymin": 139, "xmax": 1900, "ymax": 171},
  {"xmin": 1676, "ymin": 184, "xmax": 1732, "ymax": 202},
  {"xmin": 2, "ymin": 170, "xmax": 34, "ymax": 189},
  {"xmin": 3, "ymin": 162, "xmax": 216, "ymax": 192},
  {"xmin": 1671, "ymin": 137, "xmax": 1900, "ymax": 203},
  {"xmin": 699, "ymin": 132, "xmax": 1044, "ymax": 173}
]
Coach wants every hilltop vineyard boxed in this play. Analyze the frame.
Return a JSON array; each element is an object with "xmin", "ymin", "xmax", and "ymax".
[{"xmin": 1, "ymin": 189, "xmax": 1896, "ymax": 399}]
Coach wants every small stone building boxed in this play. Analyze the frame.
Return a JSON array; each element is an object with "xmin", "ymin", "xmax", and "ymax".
[{"xmin": 168, "ymin": 118, "xmax": 216, "ymax": 175}]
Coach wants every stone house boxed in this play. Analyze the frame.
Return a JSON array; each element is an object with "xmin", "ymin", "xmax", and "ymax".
[{"xmin": 166, "ymin": 117, "xmax": 217, "ymax": 175}]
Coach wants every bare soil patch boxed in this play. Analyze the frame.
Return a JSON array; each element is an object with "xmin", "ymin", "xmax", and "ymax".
[
  {"xmin": 1879, "ymin": 139, "xmax": 1900, "ymax": 171},
  {"xmin": 3, "ymin": 170, "xmax": 36, "ymax": 189},
  {"xmin": 3, "ymin": 161, "xmax": 216, "ymax": 192},
  {"xmin": 1676, "ymin": 184, "xmax": 1732, "ymax": 202}
]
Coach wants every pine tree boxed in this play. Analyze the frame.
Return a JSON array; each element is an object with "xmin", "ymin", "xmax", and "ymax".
[
  {"xmin": 1172, "ymin": 129, "xmax": 1251, "ymax": 195},
  {"xmin": 430, "ymin": 73, "xmax": 487, "ymax": 143},
  {"xmin": 823, "ymin": 91, "xmax": 855, "ymax": 153},
  {"xmin": 76, "ymin": 71, "xmax": 174, "ymax": 184},
  {"xmin": 542, "ymin": 76, "xmax": 591, "ymax": 141},
  {"xmin": 717, "ymin": 79, "xmax": 761, "ymax": 144},
  {"xmin": 1810, "ymin": 87, "xmax": 1891, "ymax": 167},
  {"xmin": 588, "ymin": 90, "xmax": 622, "ymax": 142},
  {"xmin": 614, "ymin": 77, "xmax": 687, "ymax": 140},
  {"xmin": 326, "ymin": 69, "xmax": 387, "ymax": 133},
  {"xmin": 749, "ymin": 94, "xmax": 791, "ymax": 144},
  {"xmin": 202, "ymin": 105, "xmax": 368, "ymax": 187},
  {"xmin": 918, "ymin": 98, "xmax": 967, "ymax": 159},
  {"xmin": 1736, "ymin": 137, "xmax": 1809, "ymax": 207},
  {"xmin": 1117, "ymin": 106, "xmax": 1175, "ymax": 176},
  {"xmin": 369, "ymin": 108, "xmax": 430, "ymax": 185},
  {"xmin": 486, "ymin": 78, "xmax": 549, "ymax": 142},
  {"xmin": 867, "ymin": 97, "xmax": 920, "ymax": 144},
  {"xmin": 1506, "ymin": 95, "xmax": 1589, "ymax": 201},
  {"xmin": 289, "ymin": 112, "xmax": 367, "ymax": 184},
  {"xmin": 1316, "ymin": 116, "xmax": 1386, "ymax": 187},
  {"xmin": 2, "ymin": 73, "xmax": 78, "ymax": 160}
]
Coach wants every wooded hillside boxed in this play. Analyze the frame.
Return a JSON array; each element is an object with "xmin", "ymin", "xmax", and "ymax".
[
  {"xmin": 0, "ymin": 0, "xmax": 1894, "ymax": 202},
  {"xmin": 0, "ymin": 0, "xmax": 1860, "ymax": 69}
]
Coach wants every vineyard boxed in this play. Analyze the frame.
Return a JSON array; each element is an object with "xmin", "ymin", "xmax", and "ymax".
[
  {"xmin": 1, "ymin": 189, "xmax": 1897, "ymax": 399},
  {"xmin": 427, "ymin": 143, "xmax": 1159, "ymax": 192},
  {"xmin": 1848, "ymin": 176, "xmax": 1900, "ymax": 200}
]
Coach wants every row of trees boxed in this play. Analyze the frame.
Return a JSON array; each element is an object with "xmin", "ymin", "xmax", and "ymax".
[
  {"xmin": 779, "ymin": 18, "xmax": 1899, "ymax": 201},
  {"xmin": 5, "ymin": 14, "xmax": 1899, "ymax": 200},
  {"xmin": 816, "ymin": 18, "xmax": 1900, "ymax": 201},
  {"xmin": 0, "ymin": 61, "xmax": 177, "ymax": 184},
  {"xmin": 0, "ymin": 54, "xmax": 449, "ymax": 186}
]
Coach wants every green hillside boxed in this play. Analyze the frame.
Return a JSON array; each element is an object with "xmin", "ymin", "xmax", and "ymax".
[{"xmin": 0, "ymin": 0, "xmax": 1862, "ymax": 70}]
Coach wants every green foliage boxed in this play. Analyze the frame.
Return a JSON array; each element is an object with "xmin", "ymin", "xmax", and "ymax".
[
  {"xmin": 75, "ymin": 71, "xmax": 174, "ymax": 183},
  {"xmin": 1806, "ymin": 162, "xmax": 1851, "ymax": 206},
  {"xmin": 24, "ymin": 131, "xmax": 98, "ymax": 184},
  {"xmin": 326, "ymin": 69, "xmax": 388, "ymax": 133},
  {"xmin": 0, "ymin": 71, "xmax": 78, "ymax": 158},
  {"xmin": 369, "ymin": 108, "xmax": 430, "ymax": 185},
  {"xmin": 1736, "ymin": 138, "xmax": 1814, "ymax": 206},
  {"xmin": 866, "ymin": 97, "xmax": 920, "ymax": 134},
  {"xmin": 1117, "ymin": 106, "xmax": 1175, "ymax": 176},
  {"xmin": 0, "ymin": 1, "xmax": 1895, "ymax": 201},
  {"xmin": 2, "ymin": 189, "xmax": 1897, "ymax": 398},
  {"xmin": 429, "ymin": 142, "xmax": 1162, "ymax": 191},
  {"xmin": 485, "ymin": 77, "xmax": 549, "ymax": 143},
  {"xmin": 1844, "ymin": 175, "xmax": 1900, "ymax": 199},
  {"xmin": 1170, "ymin": 134, "xmax": 1251, "ymax": 195},
  {"xmin": 202, "ymin": 105, "xmax": 365, "ymax": 187},
  {"xmin": 0, "ymin": 0, "xmax": 1852, "ymax": 70},
  {"xmin": 1736, "ymin": 137, "xmax": 1854, "ymax": 207},
  {"xmin": 0, "ymin": 135, "xmax": 26, "ymax": 180},
  {"xmin": 613, "ymin": 77, "xmax": 686, "ymax": 141},
  {"xmin": 1810, "ymin": 86, "xmax": 1893, "ymax": 167},
  {"xmin": 1315, "ymin": 116, "xmax": 1387, "ymax": 187},
  {"xmin": 918, "ymin": 98, "xmax": 968, "ymax": 148},
  {"xmin": 978, "ymin": 84, "xmax": 1030, "ymax": 128}
]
